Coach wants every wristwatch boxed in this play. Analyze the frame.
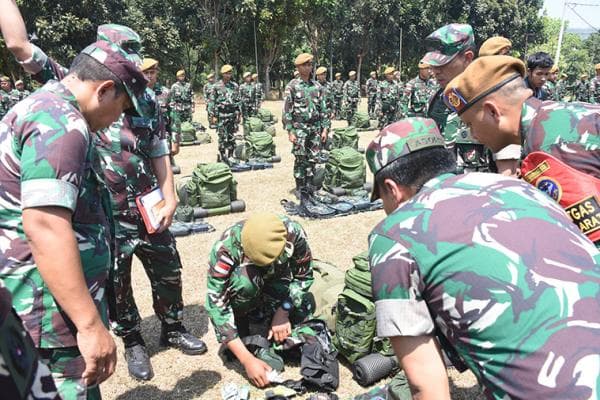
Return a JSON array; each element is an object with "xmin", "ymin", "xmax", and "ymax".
[{"xmin": 281, "ymin": 300, "xmax": 293, "ymax": 312}]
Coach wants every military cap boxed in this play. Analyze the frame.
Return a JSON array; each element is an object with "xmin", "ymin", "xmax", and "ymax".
[
  {"xmin": 221, "ymin": 64, "xmax": 233, "ymax": 74},
  {"xmin": 0, "ymin": 76, "xmax": 10, "ymax": 82},
  {"xmin": 243, "ymin": 72, "xmax": 251, "ymax": 78},
  {"xmin": 141, "ymin": 58, "xmax": 159, "ymax": 71},
  {"xmin": 418, "ymin": 62, "xmax": 429, "ymax": 69},
  {"xmin": 422, "ymin": 23, "xmax": 475, "ymax": 67},
  {"xmin": 581, "ymin": 73, "xmax": 588, "ymax": 79},
  {"xmin": 478, "ymin": 36, "xmax": 512, "ymax": 57},
  {"xmin": 81, "ymin": 40, "xmax": 147, "ymax": 117},
  {"xmin": 315, "ymin": 66, "xmax": 327, "ymax": 75},
  {"xmin": 96, "ymin": 24, "xmax": 143, "ymax": 66},
  {"xmin": 443, "ymin": 55, "xmax": 525, "ymax": 116},
  {"xmin": 241, "ymin": 212, "xmax": 287, "ymax": 266},
  {"xmin": 549, "ymin": 65, "xmax": 559, "ymax": 73},
  {"xmin": 207, "ymin": 73, "xmax": 215, "ymax": 79},
  {"xmin": 14, "ymin": 80, "xmax": 23, "ymax": 85},
  {"xmin": 335, "ymin": 72, "xmax": 342, "ymax": 77},
  {"xmin": 294, "ymin": 53, "xmax": 314, "ymax": 66},
  {"xmin": 176, "ymin": 69, "xmax": 186, "ymax": 77},
  {"xmin": 293, "ymin": 70, "xmax": 300, "ymax": 77},
  {"xmin": 370, "ymin": 71, "xmax": 376, "ymax": 76},
  {"xmin": 349, "ymin": 71, "xmax": 356, "ymax": 77},
  {"xmin": 383, "ymin": 67, "xmax": 395, "ymax": 75},
  {"xmin": 561, "ymin": 73, "xmax": 568, "ymax": 78},
  {"xmin": 252, "ymin": 73, "xmax": 258, "ymax": 79},
  {"xmin": 596, "ymin": 63, "xmax": 600, "ymax": 70},
  {"xmin": 366, "ymin": 118, "xmax": 445, "ymax": 200}
]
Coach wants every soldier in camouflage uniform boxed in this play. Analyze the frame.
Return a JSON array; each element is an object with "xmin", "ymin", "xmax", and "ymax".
[
  {"xmin": 282, "ymin": 53, "xmax": 330, "ymax": 195},
  {"xmin": 252, "ymin": 73, "xmax": 264, "ymax": 110},
  {"xmin": 169, "ymin": 69, "xmax": 194, "ymax": 145},
  {"xmin": 445, "ymin": 55, "xmax": 600, "ymax": 247},
  {"xmin": 330, "ymin": 72, "xmax": 343, "ymax": 119},
  {"xmin": 14, "ymin": 79, "xmax": 30, "ymax": 100},
  {"xmin": 209, "ymin": 64, "xmax": 242, "ymax": 162},
  {"xmin": 554, "ymin": 72, "xmax": 570, "ymax": 101},
  {"xmin": 315, "ymin": 66, "xmax": 333, "ymax": 117},
  {"xmin": 203, "ymin": 73, "xmax": 216, "ymax": 128},
  {"xmin": 402, "ymin": 62, "xmax": 435, "ymax": 117},
  {"xmin": 592, "ymin": 63, "xmax": 600, "ymax": 104},
  {"xmin": 366, "ymin": 118, "xmax": 600, "ymax": 400},
  {"xmin": 206, "ymin": 213, "xmax": 314, "ymax": 388},
  {"xmin": 573, "ymin": 73, "xmax": 592, "ymax": 103},
  {"xmin": 240, "ymin": 72, "xmax": 258, "ymax": 121},
  {"xmin": 343, "ymin": 71, "xmax": 360, "ymax": 126},
  {"xmin": 366, "ymin": 71, "xmax": 378, "ymax": 118},
  {"xmin": 0, "ymin": 282, "xmax": 61, "ymax": 400},
  {"xmin": 393, "ymin": 70, "xmax": 405, "ymax": 120},
  {"xmin": 0, "ymin": 26, "xmax": 146, "ymax": 398},
  {"xmin": 375, "ymin": 67, "xmax": 400, "ymax": 129},
  {"xmin": 543, "ymin": 64, "xmax": 558, "ymax": 100},
  {"xmin": 0, "ymin": 75, "xmax": 19, "ymax": 118},
  {"xmin": 423, "ymin": 23, "xmax": 493, "ymax": 173}
]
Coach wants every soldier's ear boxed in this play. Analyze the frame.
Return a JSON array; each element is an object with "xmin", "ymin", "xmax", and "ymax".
[{"xmin": 96, "ymin": 80, "xmax": 117, "ymax": 102}]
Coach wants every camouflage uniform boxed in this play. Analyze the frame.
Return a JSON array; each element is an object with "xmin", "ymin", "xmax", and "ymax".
[
  {"xmin": 17, "ymin": 87, "xmax": 31, "ymax": 101},
  {"xmin": 0, "ymin": 88, "xmax": 11, "ymax": 119},
  {"xmin": 393, "ymin": 80, "xmax": 405, "ymax": 120},
  {"xmin": 282, "ymin": 77, "xmax": 330, "ymax": 187},
  {"xmin": 209, "ymin": 79, "xmax": 242, "ymax": 158},
  {"xmin": 591, "ymin": 75, "xmax": 600, "ymax": 104},
  {"xmin": 369, "ymin": 172, "xmax": 600, "ymax": 400},
  {"xmin": 366, "ymin": 77, "xmax": 378, "ymax": 118},
  {"xmin": 543, "ymin": 80, "xmax": 556, "ymax": 101},
  {"xmin": 254, "ymin": 81, "xmax": 264, "ymax": 109},
  {"xmin": 331, "ymin": 78, "xmax": 344, "ymax": 119},
  {"xmin": 573, "ymin": 78, "xmax": 591, "ymax": 102},
  {"xmin": 343, "ymin": 79, "xmax": 360, "ymax": 125},
  {"xmin": 0, "ymin": 80, "xmax": 112, "ymax": 400},
  {"xmin": 239, "ymin": 81, "xmax": 258, "ymax": 120},
  {"xmin": 0, "ymin": 282, "xmax": 61, "ymax": 400},
  {"xmin": 153, "ymin": 83, "xmax": 175, "ymax": 145},
  {"xmin": 554, "ymin": 78, "xmax": 570, "ymax": 101},
  {"xmin": 317, "ymin": 78, "xmax": 334, "ymax": 117},
  {"xmin": 206, "ymin": 217, "xmax": 314, "ymax": 344},
  {"xmin": 403, "ymin": 76, "xmax": 435, "ymax": 117},
  {"xmin": 169, "ymin": 80, "xmax": 194, "ymax": 141},
  {"xmin": 375, "ymin": 79, "xmax": 400, "ymax": 129}
]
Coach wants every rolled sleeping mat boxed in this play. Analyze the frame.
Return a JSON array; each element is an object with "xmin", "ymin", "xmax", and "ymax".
[
  {"xmin": 171, "ymin": 165, "xmax": 181, "ymax": 175},
  {"xmin": 270, "ymin": 155, "xmax": 282, "ymax": 163},
  {"xmin": 352, "ymin": 353, "xmax": 399, "ymax": 387},
  {"xmin": 363, "ymin": 182, "xmax": 373, "ymax": 192},
  {"xmin": 180, "ymin": 140, "xmax": 202, "ymax": 146},
  {"xmin": 192, "ymin": 200, "xmax": 246, "ymax": 218},
  {"xmin": 329, "ymin": 186, "xmax": 365, "ymax": 196},
  {"xmin": 169, "ymin": 222, "xmax": 192, "ymax": 237}
]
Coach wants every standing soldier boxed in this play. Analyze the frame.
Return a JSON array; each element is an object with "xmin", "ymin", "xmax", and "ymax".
[
  {"xmin": 240, "ymin": 72, "xmax": 257, "ymax": 121},
  {"xmin": 252, "ymin": 73, "xmax": 264, "ymax": 110},
  {"xmin": 209, "ymin": 64, "xmax": 242, "ymax": 163},
  {"xmin": 169, "ymin": 69, "xmax": 195, "ymax": 142},
  {"xmin": 366, "ymin": 71, "xmax": 378, "ymax": 118},
  {"xmin": 315, "ymin": 66, "xmax": 333, "ymax": 117},
  {"xmin": 0, "ymin": 76, "xmax": 11, "ymax": 118},
  {"xmin": 375, "ymin": 67, "xmax": 400, "ymax": 129},
  {"xmin": 573, "ymin": 73, "xmax": 592, "ymax": 103},
  {"xmin": 543, "ymin": 65, "xmax": 558, "ymax": 100},
  {"xmin": 403, "ymin": 62, "xmax": 435, "ymax": 117},
  {"xmin": 14, "ymin": 79, "xmax": 29, "ymax": 100},
  {"xmin": 331, "ymin": 72, "xmax": 344, "ymax": 119},
  {"xmin": 282, "ymin": 53, "xmax": 330, "ymax": 197},
  {"xmin": 555, "ymin": 72, "xmax": 570, "ymax": 101},
  {"xmin": 591, "ymin": 63, "xmax": 600, "ymax": 104},
  {"xmin": 204, "ymin": 72, "xmax": 216, "ymax": 128},
  {"xmin": 343, "ymin": 70, "xmax": 360, "ymax": 126}
]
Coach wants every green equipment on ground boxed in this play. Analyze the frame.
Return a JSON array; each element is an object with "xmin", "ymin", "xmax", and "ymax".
[
  {"xmin": 257, "ymin": 108, "xmax": 278, "ymax": 126},
  {"xmin": 322, "ymin": 147, "xmax": 367, "ymax": 195},
  {"xmin": 352, "ymin": 353, "xmax": 399, "ymax": 387},
  {"xmin": 353, "ymin": 371, "xmax": 411, "ymax": 400},
  {"xmin": 331, "ymin": 126, "xmax": 359, "ymax": 150},
  {"xmin": 180, "ymin": 121, "xmax": 211, "ymax": 146},
  {"xmin": 232, "ymin": 131, "xmax": 281, "ymax": 164},
  {"xmin": 243, "ymin": 116, "xmax": 276, "ymax": 136},
  {"xmin": 309, "ymin": 260, "xmax": 346, "ymax": 332},
  {"xmin": 351, "ymin": 112, "xmax": 370, "ymax": 129}
]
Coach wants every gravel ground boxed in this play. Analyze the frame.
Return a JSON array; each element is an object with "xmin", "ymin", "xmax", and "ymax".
[{"xmin": 100, "ymin": 99, "xmax": 484, "ymax": 400}]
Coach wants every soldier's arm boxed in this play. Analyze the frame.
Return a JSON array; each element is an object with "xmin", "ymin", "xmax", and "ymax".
[
  {"xmin": 282, "ymin": 84, "xmax": 294, "ymax": 132},
  {"xmin": 287, "ymin": 221, "xmax": 315, "ymax": 309}
]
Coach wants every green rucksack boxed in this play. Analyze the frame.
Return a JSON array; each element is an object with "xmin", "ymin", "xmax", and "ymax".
[
  {"xmin": 352, "ymin": 112, "xmax": 370, "ymax": 129},
  {"xmin": 309, "ymin": 260, "xmax": 346, "ymax": 332},
  {"xmin": 180, "ymin": 121, "xmax": 197, "ymax": 143},
  {"xmin": 344, "ymin": 251, "xmax": 372, "ymax": 298},
  {"xmin": 334, "ymin": 288, "xmax": 377, "ymax": 363},
  {"xmin": 245, "ymin": 131, "xmax": 276, "ymax": 160},
  {"xmin": 332, "ymin": 126, "xmax": 359, "ymax": 149},
  {"xmin": 243, "ymin": 116, "xmax": 265, "ymax": 135},
  {"xmin": 258, "ymin": 108, "xmax": 278, "ymax": 124},
  {"xmin": 196, "ymin": 130, "xmax": 212, "ymax": 144},
  {"xmin": 176, "ymin": 163, "xmax": 237, "ymax": 209},
  {"xmin": 323, "ymin": 147, "xmax": 366, "ymax": 192}
]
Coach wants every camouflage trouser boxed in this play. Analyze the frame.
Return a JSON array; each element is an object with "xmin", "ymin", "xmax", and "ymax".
[
  {"xmin": 170, "ymin": 109, "xmax": 193, "ymax": 143},
  {"xmin": 39, "ymin": 347, "xmax": 101, "ymax": 400},
  {"xmin": 107, "ymin": 214, "xmax": 184, "ymax": 338},
  {"xmin": 406, "ymin": 110, "xmax": 426, "ymax": 118},
  {"xmin": 242, "ymin": 102, "xmax": 257, "ymax": 121},
  {"xmin": 346, "ymin": 101, "xmax": 358, "ymax": 125},
  {"xmin": 367, "ymin": 93, "xmax": 377, "ymax": 117},
  {"xmin": 217, "ymin": 114, "xmax": 239, "ymax": 155},
  {"xmin": 291, "ymin": 126, "xmax": 322, "ymax": 183},
  {"xmin": 378, "ymin": 106, "xmax": 397, "ymax": 129},
  {"xmin": 333, "ymin": 97, "xmax": 343, "ymax": 119}
]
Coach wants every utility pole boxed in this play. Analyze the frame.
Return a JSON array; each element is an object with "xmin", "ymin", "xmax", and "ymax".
[
  {"xmin": 253, "ymin": 18, "xmax": 259, "ymax": 75},
  {"xmin": 398, "ymin": 27, "xmax": 403, "ymax": 79},
  {"xmin": 555, "ymin": 0, "xmax": 567, "ymax": 65}
]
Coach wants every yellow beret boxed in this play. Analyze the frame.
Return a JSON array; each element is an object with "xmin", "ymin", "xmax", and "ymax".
[
  {"xmin": 561, "ymin": 73, "xmax": 568, "ymax": 78},
  {"xmin": 0, "ymin": 76, "xmax": 10, "ymax": 82},
  {"xmin": 243, "ymin": 72, "xmax": 251, "ymax": 78},
  {"xmin": 478, "ymin": 36, "xmax": 512, "ymax": 57},
  {"xmin": 252, "ymin": 73, "xmax": 258, "ymax": 79},
  {"xmin": 141, "ymin": 58, "xmax": 159, "ymax": 71},
  {"xmin": 384, "ymin": 67, "xmax": 395, "ymax": 75},
  {"xmin": 315, "ymin": 66, "xmax": 327, "ymax": 75},
  {"xmin": 443, "ymin": 55, "xmax": 525, "ymax": 115},
  {"xmin": 370, "ymin": 71, "xmax": 376, "ymax": 76},
  {"xmin": 294, "ymin": 53, "xmax": 313, "ymax": 66},
  {"xmin": 241, "ymin": 213, "xmax": 287, "ymax": 266},
  {"xmin": 15, "ymin": 80, "xmax": 23, "ymax": 85},
  {"xmin": 335, "ymin": 72, "xmax": 341, "ymax": 77},
  {"xmin": 349, "ymin": 70, "xmax": 356, "ymax": 77},
  {"xmin": 221, "ymin": 64, "xmax": 233, "ymax": 74},
  {"xmin": 549, "ymin": 65, "xmax": 559, "ymax": 73},
  {"xmin": 176, "ymin": 69, "xmax": 185, "ymax": 77},
  {"xmin": 418, "ymin": 62, "xmax": 429, "ymax": 69},
  {"xmin": 581, "ymin": 73, "xmax": 588, "ymax": 79},
  {"xmin": 595, "ymin": 63, "xmax": 600, "ymax": 70},
  {"xmin": 207, "ymin": 73, "xmax": 214, "ymax": 79}
]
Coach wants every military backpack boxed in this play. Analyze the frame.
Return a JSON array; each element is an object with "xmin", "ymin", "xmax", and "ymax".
[
  {"xmin": 180, "ymin": 121, "xmax": 197, "ymax": 143},
  {"xmin": 351, "ymin": 112, "xmax": 371, "ymax": 129},
  {"xmin": 323, "ymin": 147, "xmax": 366, "ymax": 192},
  {"xmin": 331, "ymin": 126, "xmax": 359, "ymax": 150},
  {"xmin": 176, "ymin": 163, "xmax": 237, "ymax": 209},
  {"xmin": 245, "ymin": 131, "xmax": 276, "ymax": 161}
]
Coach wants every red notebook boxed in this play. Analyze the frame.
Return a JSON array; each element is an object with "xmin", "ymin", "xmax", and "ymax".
[{"xmin": 135, "ymin": 187, "xmax": 165, "ymax": 234}]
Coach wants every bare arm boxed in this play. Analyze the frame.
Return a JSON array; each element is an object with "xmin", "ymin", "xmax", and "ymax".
[
  {"xmin": 0, "ymin": 0, "xmax": 33, "ymax": 60},
  {"xmin": 226, "ymin": 337, "xmax": 271, "ymax": 388},
  {"xmin": 23, "ymin": 206, "xmax": 116, "ymax": 385},
  {"xmin": 390, "ymin": 335, "xmax": 451, "ymax": 400},
  {"xmin": 151, "ymin": 155, "xmax": 177, "ymax": 231}
]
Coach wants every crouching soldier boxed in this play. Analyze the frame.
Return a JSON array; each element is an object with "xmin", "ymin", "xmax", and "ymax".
[{"xmin": 206, "ymin": 213, "xmax": 315, "ymax": 388}]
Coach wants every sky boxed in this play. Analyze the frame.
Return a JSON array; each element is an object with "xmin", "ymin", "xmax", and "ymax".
[{"xmin": 543, "ymin": 0, "xmax": 600, "ymax": 31}]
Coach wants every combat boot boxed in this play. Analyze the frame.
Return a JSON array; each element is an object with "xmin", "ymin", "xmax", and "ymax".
[
  {"xmin": 294, "ymin": 178, "xmax": 304, "ymax": 199},
  {"xmin": 218, "ymin": 151, "xmax": 230, "ymax": 166},
  {"xmin": 123, "ymin": 333, "xmax": 153, "ymax": 381},
  {"xmin": 160, "ymin": 324, "xmax": 208, "ymax": 355}
]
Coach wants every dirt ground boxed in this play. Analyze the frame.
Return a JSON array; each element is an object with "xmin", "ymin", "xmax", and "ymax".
[{"xmin": 101, "ymin": 99, "xmax": 484, "ymax": 400}]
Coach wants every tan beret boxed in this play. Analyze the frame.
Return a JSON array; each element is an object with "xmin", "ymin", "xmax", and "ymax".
[
  {"xmin": 243, "ymin": 72, "xmax": 251, "ymax": 78},
  {"xmin": 221, "ymin": 64, "xmax": 233, "ymax": 74},
  {"xmin": 176, "ymin": 69, "xmax": 185, "ymax": 77},
  {"xmin": 0, "ymin": 76, "xmax": 10, "ymax": 82},
  {"xmin": 14, "ymin": 80, "xmax": 23, "ymax": 85},
  {"xmin": 141, "ymin": 58, "xmax": 159, "ymax": 71},
  {"xmin": 561, "ymin": 73, "xmax": 568, "ymax": 78},
  {"xmin": 207, "ymin": 73, "xmax": 215, "ymax": 79},
  {"xmin": 418, "ymin": 62, "xmax": 429, "ymax": 69},
  {"xmin": 384, "ymin": 67, "xmax": 395, "ymax": 75},
  {"xmin": 370, "ymin": 71, "xmax": 376, "ymax": 76},
  {"xmin": 479, "ymin": 36, "xmax": 512, "ymax": 57},
  {"xmin": 443, "ymin": 55, "xmax": 525, "ymax": 115},
  {"xmin": 252, "ymin": 73, "xmax": 258, "ymax": 79},
  {"xmin": 335, "ymin": 72, "xmax": 341, "ymax": 77},
  {"xmin": 549, "ymin": 65, "xmax": 559, "ymax": 73},
  {"xmin": 581, "ymin": 73, "xmax": 588, "ymax": 79},
  {"xmin": 294, "ymin": 53, "xmax": 314, "ymax": 66},
  {"xmin": 241, "ymin": 213, "xmax": 287, "ymax": 266},
  {"xmin": 349, "ymin": 70, "xmax": 356, "ymax": 77},
  {"xmin": 595, "ymin": 63, "xmax": 600, "ymax": 70},
  {"xmin": 315, "ymin": 66, "xmax": 327, "ymax": 75}
]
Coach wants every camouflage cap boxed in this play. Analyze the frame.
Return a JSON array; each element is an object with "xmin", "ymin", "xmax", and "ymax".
[
  {"xmin": 478, "ymin": 36, "xmax": 512, "ymax": 57},
  {"xmin": 243, "ymin": 72, "xmax": 251, "ymax": 79},
  {"xmin": 422, "ymin": 23, "xmax": 475, "ymax": 67},
  {"xmin": 370, "ymin": 71, "xmax": 376, "ymax": 76},
  {"xmin": 366, "ymin": 118, "xmax": 445, "ymax": 200},
  {"xmin": 315, "ymin": 66, "xmax": 327, "ymax": 75},
  {"xmin": 221, "ymin": 65, "xmax": 233, "ymax": 74},
  {"xmin": 81, "ymin": 40, "xmax": 147, "ymax": 117},
  {"xmin": 384, "ymin": 67, "xmax": 395, "ymax": 75},
  {"xmin": 294, "ymin": 53, "xmax": 313, "ymax": 66},
  {"xmin": 96, "ymin": 24, "xmax": 142, "ymax": 66},
  {"xmin": 241, "ymin": 212, "xmax": 287, "ymax": 266},
  {"xmin": 141, "ymin": 58, "xmax": 159, "ymax": 71}
]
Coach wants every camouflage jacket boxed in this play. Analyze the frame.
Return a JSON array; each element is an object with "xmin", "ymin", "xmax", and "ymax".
[
  {"xmin": 331, "ymin": 79, "xmax": 344, "ymax": 98},
  {"xmin": 153, "ymin": 83, "xmax": 170, "ymax": 114},
  {"xmin": 375, "ymin": 80, "xmax": 399, "ymax": 112},
  {"xmin": 591, "ymin": 76, "xmax": 600, "ymax": 104},
  {"xmin": 543, "ymin": 81, "xmax": 556, "ymax": 102},
  {"xmin": 366, "ymin": 78, "xmax": 379, "ymax": 95},
  {"xmin": 169, "ymin": 80, "xmax": 194, "ymax": 112},
  {"xmin": 370, "ymin": 172, "xmax": 600, "ymax": 400},
  {"xmin": 17, "ymin": 89, "xmax": 31, "ymax": 101},
  {"xmin": 6, "ymin": 89, "xmax": 21, "ymax": 110},
  {"xmin": 208, "ymin": 80, "xmax": 242, "ymax": 118},
  {"xmin": 282, "ymin": 78, "xmax": 330, "ymax": 132},
  {"xmin": 255, "ymin": 82, "xmax": 264, "ymax": 102},
  {"xmin": 0, "ymin": 89, "xmax": 12, "ymax": 119},
  {"xmin": 403, "ymin": 76, "xmax": 435, "ymax": 114},
  {"xmin": 203, "ymin": 82, "xmax": 214, "ymax": 102},
  {"xmin": 0, "ymin": 81, "xmax": 111, "ymax": 348},
  {"xmin": 206, "ymin": 217, "xmax": 314, "ymax": 343},
  {"xmin": 317, "ymin": 79, "xmax": 334, "ymax": 115},
  {"xmin": 343, "ymin": 80, "xmax": 360, "ymax": 104},
  {"xmin": 573, "ymin": 80, "xmax": 591, "ymax": 103},
  {"xmin": 239, "ymin": 82, "xmax": 256, "ymax": 105},
  {"xmin": 520, "ymin": 97, "xmax": 600, "ymax": 179},
  {"xmin": 554, "ymin": 79, "xmax": 570, "ymax": 101}
]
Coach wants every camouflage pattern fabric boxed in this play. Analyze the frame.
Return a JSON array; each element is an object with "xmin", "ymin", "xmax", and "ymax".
[
  {"xmin": 39, "ymin": 346, "xmax": 100, "ymax": 400},
  {"xmin": 554, "ymin": 79, "xmax": 570, "ymax": 101},
  {"xmin": 0, "ymin": 89, "xmax": 10, "ymax": 119},
  {"xmin": 331, "ymin": 79, "xmax": 344, "ymax": 119},
  {"xmin": 343, "ymin": 80, "xmax": 360, "ymax": 125},
  {"xmin": 369, "ymin": 172, "xmax": 600, "ymax": 400},
  {"xmin": 203, "ymin": 81, "xmax": 215, "ymax": 117},
  {"xmin": 317, "ymin": 79, "xmax": 334, "ymax": 118},
  {"xmin": 543, "ymin": 80, "xmax": 556, "ymax": 102},
  {"xmin": 402, "ymin": 76, "xmax": 436, "ymax": 117},
  {"xmin": 6, "ymin": 88, "xmax": 21, "ymax": 109},
  {"xmin": 17, "ymin": 88, "xmax": 31, "ymax": 101},
  {"xmin": 153, "ymin": 83, "xmax": 175, "ymax": 144},
  {"xmin": 0, "ymin": 283, "xmax": 61, "ymax": 400},
  {"xmin": 366, "ymin": 77, "xmax": 378, "ymax": 118},
  {"xmin": 421, "ymin": 24, "xmax": 475, "ymax": 67},
  {"xmin": 254, "ymin": 81, "xmax": 264, "ymax": 109},
  {"xmin": 283, "ymin": 78, "xmax": 330, "ymax": 183},
  {"xmin": 426, "ymin": 88, "xmax": 452, "ymax": 134},
  {"xmin": 573, "ymin": 79, "xmax": 592, "ymax": 103},
  {"xmin": 239, "ymin": 82, "xmax": 258, "ymax": 120},
  {"xmin": 591, "ymin": 76, "xmax": 600, "ymax": 104},
  {"xmin": 169, "ymin": 80, "xmax": 194, "ymax": 142},
  {"xmin": 375, "ymin": 80, "xmax": 400, "ymax": 129},
  {"xmin": 209, "ymin": 79, "xmax": 242, "ymax": 156},
  {"xmin": 206, "ymin": 216, "xmax": 314, "ymax": 344}
]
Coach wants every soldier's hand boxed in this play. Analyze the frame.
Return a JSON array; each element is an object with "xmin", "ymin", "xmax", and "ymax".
[
  {"xmin": 77, "ymin": 322, "xmax": 117, "ymax": 386},
  {"xmin": 156, "ymin": 200, "xmax": 177, "ymax": 232},
  {"xmin": 288, "ymin": 132, "xmax": 297, "ymax": 144},
  {"xmin": 212, "ymin": 116, "xmax": 218, "ymax": 124},
  {"xmin": 171, "ymin": 142, "xmax": 180, "ymax": 156},
  {"xmin": 243, "ymin": 356, "xmax": 272, "ymax": 388},
  {"xmin": 268, "ymin": 308, "xmax": 292, "ymax": 343},
  {"xmin": 320, "ymin": 129, "xmax": 328, "ymax": 143}
]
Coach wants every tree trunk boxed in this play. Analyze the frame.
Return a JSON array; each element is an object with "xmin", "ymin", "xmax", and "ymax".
[
  {"xmin": 357, "ymin": 53, "xmax": 363, "ymax": 90},
  {"xmin": 264, "ymin": 65, "xmax": 271, "ymax": 99}
]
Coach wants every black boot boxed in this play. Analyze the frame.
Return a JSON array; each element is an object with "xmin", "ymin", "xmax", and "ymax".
[
  {"xmin": 123, "ymin": 334, "xmax": 153, "ymax": 381},
  {"xmin": 218, "ymin": 151, "xmax": 229, "ymax": 165},
  {"xmin": 160, "ymin": 325, "xmax": 208, "ymax": 355},
  {"xmin": 294, "ymin": 178, "xmax": 304, "ymax": 199}
]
